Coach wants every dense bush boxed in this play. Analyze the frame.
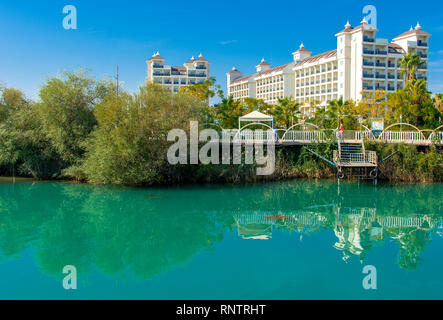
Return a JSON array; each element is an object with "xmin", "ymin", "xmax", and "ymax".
[
  {"xmin": 367, "ymin": 142, "xmax": 442, "ymax": 182},
  {"xmin": 67, "ymin": 84, "xmax": 205, "ymax": 185},
  {"xmin": 0, "ymin": 71, "xmax": 112, "ymax": 179}
]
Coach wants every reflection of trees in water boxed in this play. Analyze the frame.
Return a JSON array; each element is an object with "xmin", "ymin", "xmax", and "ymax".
[
  {"xmin": 0, "ymin": 183, "xmax": 234, "ymax": 281},
  {"xmin": 232, "ymin": 181, "xmax": 442, "ymax": 270},
  {"xmin": 0, "ymin": 180, "xmax": 441, "ymax": 279},
  {"xmin": 235, "ymin": 207, "xmax": 440, "ymax": 269}
]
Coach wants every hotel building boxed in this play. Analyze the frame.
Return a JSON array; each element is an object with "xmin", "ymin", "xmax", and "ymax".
[
  {"xmin": 147, "ymin": 52, "xmax": 210, "ymax": 92},
  {"xmin": 227, "ymin": 19, "xmax": 430, "ymax": 115}
]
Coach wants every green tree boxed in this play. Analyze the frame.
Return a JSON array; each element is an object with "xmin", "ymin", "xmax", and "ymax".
[
  {"xmin": 0, "ymin": 87, "xmax": 27, "ymax": 122},
  {"xmin": 242, "ymin": 97, "xmax": 273, "ymax": 115},
  {"xmin": 434, "ymin": 93, "xmax": 443, "ymax": 113},
  {"xmin": 272, "ymin": 96, "xmax": 300, "ymax": 128},
  {"xmin": 0, "ymin": 100, "xmax": 60, "ymax": 179},
  {"xmin": 399, "ymin": 52, "xmax": 424, "ymax": 84},
  {"xmin": 180, "ymin": 76, "xmax": 222, "ymax": 102},
  {"xmin": 212, "ymin": 96, "xmax": 243, "ymax": 129},
  {"xmin": 386, "ymin": 79, "xmax": 441, "ymax": 128},
  {"xmin": 71, "ymin": 83, "xmax": 204, "ymax": 185},
  {"xmin": 38, "ymin": 71, "xmax": 113, "ymax": 164}
]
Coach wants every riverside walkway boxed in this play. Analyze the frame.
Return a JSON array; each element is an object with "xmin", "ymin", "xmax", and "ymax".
[{"xmin": 219, "ymin": 123, "xmax": 443, "ymax": 146}]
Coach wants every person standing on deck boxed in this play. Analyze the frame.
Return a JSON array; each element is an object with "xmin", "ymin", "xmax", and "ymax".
[
  {"xmin": 273, "ymin": 126, "xmax": 279, "ymax": 142},
  {"xmin": 339, "ymin": 123, "xmax": 345, "ymax": 142}
]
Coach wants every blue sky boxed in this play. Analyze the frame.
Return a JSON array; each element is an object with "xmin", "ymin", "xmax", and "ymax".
[{"xmin": 1, "ymin": 0, "xmax": 443, "ymax": 102}]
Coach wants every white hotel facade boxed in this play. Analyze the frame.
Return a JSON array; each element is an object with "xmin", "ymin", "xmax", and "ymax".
[
  {"xmin": 227, "ymin": 19, "xmax": 430, "ymax": 114},
  {"xmin": 147, "ymin": 53, "xmax": 210, "ymax": 92}
]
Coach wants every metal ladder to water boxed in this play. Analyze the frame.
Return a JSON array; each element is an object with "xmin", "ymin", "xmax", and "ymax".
[{"xmin": 338, "ymin": 141, "xmax": 365, "ymax": 164}]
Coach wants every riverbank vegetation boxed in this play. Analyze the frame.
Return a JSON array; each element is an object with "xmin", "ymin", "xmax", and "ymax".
[{"xmin": 0, "ymin": 67, "xmax": 442, "ymax": 185}]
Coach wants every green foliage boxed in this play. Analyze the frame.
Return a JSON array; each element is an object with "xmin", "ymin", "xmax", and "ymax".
[
  {"xmin": 180, "ymin": 76, "xmax": 222, "ymax": 102},
  {"xmin": 386, "ymin": 79, "xmax": 441, "ymax": 128},
  {"xmin": 212, "ymin": 96, "xmax": 244, "ymax": 128},
  {"xmin": 367, "ymin": 142, "xmax": 442, "ymax": 182},
  {"xmin": 309, "ymin": 97, "xmax": 358, "ymax": 129},
  {"xmin": 272, "ymin": 97, "xmax": 300, "ymax": 128},
  {"xmin": 0, "ymin": 100, "xmax": 61, "ymax": 179},
  {"xmin": 0, "ymin": 71, "xmax": 112, "ymax": 179},
  {"xmin": 399, "ymin": 52, "xmax": 425, "ymax": 83},
  {"xmin": 70, "ymin": 83, "xmax": 204, "ymax": 185},
  {"xmin": 38, "ymin": 71, "xmax": 113, "ymax": 163}
]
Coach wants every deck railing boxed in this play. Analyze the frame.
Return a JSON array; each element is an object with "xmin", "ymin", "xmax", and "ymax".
[
  {"xmin": 379, "ymin": 131, "xmax": 426, "ymax": 143},
  {"xmin": 233, "ymin": 130, "xmax": 276, "ymax": 143},
  {"xmin": 333, "ymin": 151, "xmax": 377, "ymax": 165},
  {"xmin": 222, "ymin": 128, "xmax": 441, "ymax": 145},
  {"xmin": 283, "ymin": 130, "xmax": 326, "ymax": 142}
]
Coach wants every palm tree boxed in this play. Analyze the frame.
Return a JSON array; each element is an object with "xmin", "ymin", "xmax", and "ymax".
[
  {"xmin": 399, "ymin": 53, "xmax": 424, "ymax": 85},
  {"xmin": 214, "ymin": 95, "xmax": 242, "ymax": 129},
  {"xmin": 273, "ymin": 96, "xmax": 300, "ymax": 128}
]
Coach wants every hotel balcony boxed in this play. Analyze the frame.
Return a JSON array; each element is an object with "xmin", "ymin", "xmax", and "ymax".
[
  {"xmin": 417, "ymin": 52, "xmax": 428, "ymax": 58},
  {"xmin": 375, "ymin": 74, "xmax": 386, "ymax": 79},
  {"xmin": 153, "ymin": 64, "xmax": 164, "ymax": 68},
  {"xmin": 417, "ymin": 41, "xmax": 428, "ymax": 47},
  {"xmin": 375, "ymin": 85, "xmax": 386, "ymax": 90},
  {"xmin": 363, "ymin": 85, "xmax": 374, "ymax": 90},
  {"xmin": 188, "ymin": 73, "xmax": 207, "ymax": 78},
  {"xmin": 375, "ymin": 49, "xmax": 388, "ymax": 55},
  {"xmin": 388, "ymin": 74, "xmax": 396, "ymax": 79},
  {"xmin": 363, "ymin": 36, "xmax": 375, "ymax": 43},
  {"xmin": 153, "ymin": 72, "xmax": 171, "ymax": 76},
  {"xmin": 363, "ymin": 61, "xmax": 374, "ymax": 66},
  {"xmin": 363, "ymin": 48, "xmax": 375, "ymax": 55},
  {"xmin": 387, "ymin": 85, "xmax": 396, "ymax": 91},
  {"xmin": 196, "ymin": 66, "xmax": 207, "ymax": 70},
  {"xmin": 375, "ymin": 62, "xmax": 386, "ymax": 67},
  {"xmin": 387, "ymin": 62, "xmax": 396, "ymax": 68},
  {"xmin": 416, "ymin": 75, "xmax": 427, "ymax": 80},
  {"xmin": 363, "ymin": 73, "xmax": 375, "ymax": 79}
]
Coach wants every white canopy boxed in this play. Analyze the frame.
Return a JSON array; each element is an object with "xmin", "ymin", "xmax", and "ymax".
[
  {"xmin": 239, "ymin": 111, "xmax": 274, "ymax": 130},
  {"xmin": 239, "ymin": 111, "xmax": 273, "ymax": 122}
]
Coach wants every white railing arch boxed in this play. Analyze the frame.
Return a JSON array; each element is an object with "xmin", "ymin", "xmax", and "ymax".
[
  {"xmin": 233, "ymin": 122, "xmax": 276, "ymax": 143},
  {"xmin": 378, "ymin": 123, "xmax": 426, "ymax": 143},
  {"xmin": 429, "ymin": 125, "xmax": 443, "ymax": 143},
  {"xmin": 281, "ymin": 122, "xmax": 327, "ymax": 142}
]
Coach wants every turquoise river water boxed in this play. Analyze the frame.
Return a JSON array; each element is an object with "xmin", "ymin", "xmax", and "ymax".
[{"xmin": 0, "ymin": 180, "xmax": 442, "ymax": 299}]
